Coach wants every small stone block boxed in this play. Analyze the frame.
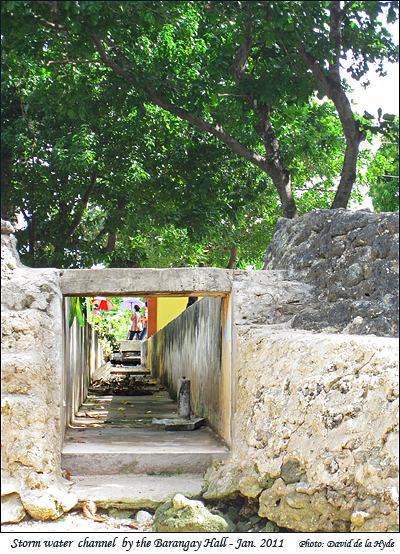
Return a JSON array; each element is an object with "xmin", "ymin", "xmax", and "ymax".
[
  {"xmin": 120, "ymin": 340, "xmax": 141, "ymax": 351},
  {"xmin": 151, "ymin": 417, "xmax": 206, "ymax": 431}
]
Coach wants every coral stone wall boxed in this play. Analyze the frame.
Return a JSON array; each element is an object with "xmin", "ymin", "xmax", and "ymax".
[
  {"xmin": 204, "ymin": 327, "xmax": 399, "ymax": 532},
  {"xmin": 204, "ymin": 209, "xmax": 399, "ymax": 532},
  {"xmin": 1, "ymin": 220, "xmax": 77, "ymax": 523},
  {"xmin": 264, "ymin": 209, "xmax": 399, "ymax": 336}
]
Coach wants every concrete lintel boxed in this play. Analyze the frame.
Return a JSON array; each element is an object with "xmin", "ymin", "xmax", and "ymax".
[{"xmin": 60, "ymin": 267, "xmax": 232, "ymax": 297}]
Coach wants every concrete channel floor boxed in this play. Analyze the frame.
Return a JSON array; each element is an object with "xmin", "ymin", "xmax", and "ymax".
[{"xmin": 62, "ymin": 387, "xmax": 229, "ymax": 506}]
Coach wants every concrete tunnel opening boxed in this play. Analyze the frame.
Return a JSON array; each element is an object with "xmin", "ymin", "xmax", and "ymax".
[{"xmin": 61, "ymin": 290, "xmax": 232, "ymax": 479}]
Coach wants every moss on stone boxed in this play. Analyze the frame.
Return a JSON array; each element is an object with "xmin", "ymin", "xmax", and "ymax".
[{"xmin": 153, "ymin": 500, "xmax": 233, "ymax": 532}]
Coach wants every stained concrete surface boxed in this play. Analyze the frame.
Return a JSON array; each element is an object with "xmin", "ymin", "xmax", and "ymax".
[
  {"xmin": 63, "ymin": 389, "xmax": 229, "ymax": 476},
  {"xmin": 60, "ymin": 267, "xmax": 232, "ymax": 297},
  {"xmin": 71, "ymin": 390, "xmax": 180, "ymax": 427},
  {"xmin": 70, "ymin": 474, "xmax": 205, "ymax": 509},
  {"xmin": 147, "ymin": 296, "xmax": 232, "ymax": 442},
  {"xmin": 2, "ymin": 473, "xmax": 204, "ymax": 529}
]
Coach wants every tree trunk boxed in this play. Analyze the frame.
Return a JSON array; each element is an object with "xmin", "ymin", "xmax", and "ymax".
[
  {"xmin": 1, "ymin": 147, "xmax": 14, "ymax": 221},
  {"xmin": 299, "ymin": 47, "xmax": 364, "ymax": 209},
  {"xmin": 331, "ymin": 136, "xmax": 360, "ymax": 208},
  {"xmin": 298, "ymin": 2, "xmax": 365, "ymax": 210},
  {"xmin": 67, "ymin": 172, "xmax": 97, "ymax": 238},
  {"xmin": 328, "ymin": 81, "xmax": 365, "ymax": 208},
  {"xmin": 256, "ymin": 105, "xmax": 297, "ymax": 218},
  {"xmin": 28, "ymin": 213, "xmax": 36, "ymax": 263},
  {"xmin": 103, "ymin": 230, "xmax": 116, "ymax": 254},
  {"xmin": 226, "ymin": 246, "xmax": 238, "ymax": 269}
]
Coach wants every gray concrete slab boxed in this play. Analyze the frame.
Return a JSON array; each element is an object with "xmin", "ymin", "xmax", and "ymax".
[
  {"xmin": 73, "ymin": 391, "xmax": 177, "ymax": 427},
  {"xmin": 152, "ymin": 417, "xmax": 206, "ymax": 431},
  {"xmin": 120, "ymin": 340, "xmax": 141, "ymax": 351},
  {"xmin": 110, "ymin": 367, "xmax": 148, "ymax": 375},
  {"xmin": 62, "ymin": 426, "xmax": 229, "ymax": 475},
  {"xmin": 60, "ymin": 267, "xmax": 232, "ymax": 296},
  {"xmin": 64, "ymin": 426, "xmax": 229, "ymax": 453},
  {"xmin": 69, "ymin": 474, "xmax": 205, "ymax": 509},
  {"xmin": 64, "ymin": 390, "xmax": 229, "ymax": 475}
]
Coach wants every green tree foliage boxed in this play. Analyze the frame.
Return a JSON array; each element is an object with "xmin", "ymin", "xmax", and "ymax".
[
  {"xmin": 1, "ymin": 1, "xmax": 398, "ymax": 269},
  {"xmin": 92, "ymin": 312, "xmax": 125, "ymax": 355},
  {"xmin": 365, "ymin": 117, "xmax": 399, "ymax": 212},
  {"xmin": 68, "ymin": 296, "xmax": 132, "ymax": 355},
  {"xmin": 69, "ymin": 297, "xmax": 85, "ymax": 327}
]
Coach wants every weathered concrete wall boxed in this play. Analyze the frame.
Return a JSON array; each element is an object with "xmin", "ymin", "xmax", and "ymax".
[
  {"xmin": 1, "ymin": 220, "xmax": 76, "ymax": 523},
  {"xmin": 204, "ymin": 327, "xmax": 399, "ymax": 532},
  {"xmin": 60, "ymin": 267, "xmax": 231, "ymax": 297},
  {"xmin": 146, "ymin": 297, "xmax": 232, "ymax": 444},
  {"xmin": 63, "ymin": 300, "xmax": 104, "ymax": 429},
  {"xmin": 264, "ymin": 209, "xmax": 399, "ymax": 336}
]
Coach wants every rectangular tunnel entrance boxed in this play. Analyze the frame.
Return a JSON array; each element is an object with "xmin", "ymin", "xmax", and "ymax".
[{"xmin": 60, "ymin": 268, "xmax": 233, "ymax": 480}]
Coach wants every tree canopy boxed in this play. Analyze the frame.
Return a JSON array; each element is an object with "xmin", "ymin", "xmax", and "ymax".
[
  {"xmin": 365, "ymin": 117, "xmax": 399, "ymax": 212},
  {"xmin": 1, "ymin": 1, "xmax": 398, "ymax": 269}
]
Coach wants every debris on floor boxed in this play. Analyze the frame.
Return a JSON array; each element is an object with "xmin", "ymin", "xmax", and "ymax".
[
  {"xmin": 90, "ymin": 374, "xmax": 163, "ymax": 397},
  {"xmin": 152, "ymin": 416, "xmax": 206, "ymax": 431},
  {"xmin": 82, "ymin": 500, "xmax": 106, "ymax": 522}
]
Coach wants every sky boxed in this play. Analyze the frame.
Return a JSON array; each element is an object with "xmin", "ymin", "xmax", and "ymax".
[
  {"xmin": 349, "ymin": 61, "xmax": 399, "ymax": 117},
  {"xmin": 347, "ymin": 20, "xmax": 399, "ymax": 117}
]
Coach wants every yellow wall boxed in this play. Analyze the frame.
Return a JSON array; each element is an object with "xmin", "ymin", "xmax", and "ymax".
[{"xmin": 156, "ymin": 297, "xmax": 189, "ymax": 331}]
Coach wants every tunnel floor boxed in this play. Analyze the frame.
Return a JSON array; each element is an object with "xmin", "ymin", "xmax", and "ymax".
[
  {"xmin": 62, "ymin": 376, "xmax": 229, "ymax": 477},
  {"xmin": 72, "ymin": 389, "xmax": 178, "ymax": 427}
]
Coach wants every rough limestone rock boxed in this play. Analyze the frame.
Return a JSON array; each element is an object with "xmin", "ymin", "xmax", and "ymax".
[
  {"xmin": 1, "ymin": 220, "xmax": 71, "ymax": 521},
  {"xmin": 204, "ymin": 327, "xmax": 399, "ymax": 532},
  {"xmin": 1, "ymin": 475, "xmax": 20, "ymax": 496},
  {"xmin": 1, "ymin": 220, "xmax": 21, "ymax": 275},
  {"xmin": 232, "ymin": 270, "xmax": 315, "ymax": 327},
  {"xmin": 1, "ymin": 494, "xmax": 25, "ymax": 524},
  {"xmin": 20, "ymin": 485, "xmax": 77, "ymax": 521},
  {"xmin": 21, "ymin": 491, "xmax": 64, "ymax": 521},
  {"xmin": 264, "ymin": 209, "xmax": 399, "ymax": 336},
  {"xmin": 153, "ymin": 494, "xmax": 233, "ymax": 533},
  {"xmin": 203, "ymin": 461, "xmax": 274, "ymax": 500}
]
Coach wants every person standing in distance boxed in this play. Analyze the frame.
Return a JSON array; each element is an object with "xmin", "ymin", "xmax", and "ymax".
[{"xmin": 128, "ymin": 305, "xmax": 142, "ymax": 340}]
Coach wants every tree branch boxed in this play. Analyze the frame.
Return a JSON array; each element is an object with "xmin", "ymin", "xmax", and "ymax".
[
  {"xmin": 298, "ymin": 45, "xmax": 361, "ymax": 143},
  {"xmin": 232, "ymin": 19, "xmax": 252, "ymax": 83},
  {"xmin": 253, "ymin": 104, "xmax": 297, "ymax": 217},
  {"xmin": 32, "ymin": 14, "xmax": 66, "ymax": 32},
  {"xmin": 91, "ymin": 33, "xmax": 269, "ymax": 173},
  {"xmin": 92, "ymin": 33, "xmax": 137, "ymax": 82},
  {"xmin": 329, "ymin": 0, "xmax": 342, "ymax": 77},
  {"xmin": 147, "ymin": 90, "xmax": 269, "ymax": 170},
  {"xmin": 46, "ymin": 59, "xmax": 98, "ymax": 67},
  {"xmin": 91, "ymin": 32, "xmax": 298, "ymax": 216},
  {"xmin": 298, "ymin": 46, "xmax": 333, "ymax": 96},
  {"xmin": 67, "ymin": 172, "xmax": 97, "ymax": 238},
  {"xmin": 103, "ymin": 230, "xmax": 117, "ymax": 254}
]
